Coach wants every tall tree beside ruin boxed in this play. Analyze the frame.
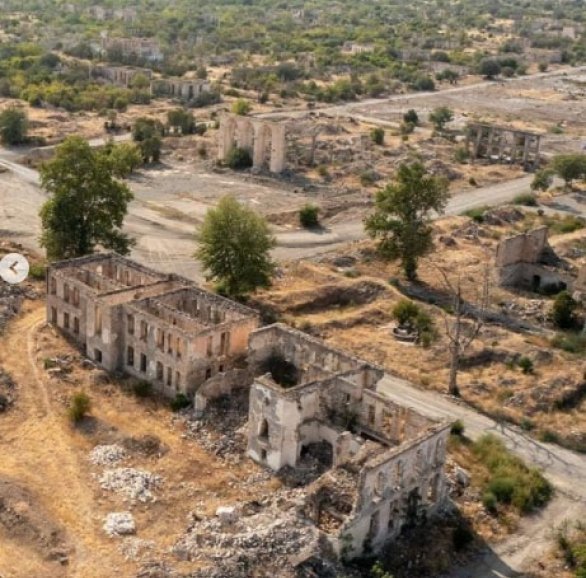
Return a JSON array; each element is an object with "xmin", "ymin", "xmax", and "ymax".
[
  {"xmin": 437, "ymin": 265, "xmax": 490, "ymax": 396},
  {"xmin": 195, "ymin": 195, "xmax": 276, "ymax": 297},
  {"xmin": 364, "ymin": 161, "xmax": 450, "ymax": 280},
  {"xmin": 39, "ymin": 136, "xmax": 134, "ymax": 260}
]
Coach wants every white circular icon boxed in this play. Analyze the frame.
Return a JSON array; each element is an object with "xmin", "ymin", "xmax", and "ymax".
[{"xmin": 0, "ymin": 253, "xmax": 30, "ymax": 284}]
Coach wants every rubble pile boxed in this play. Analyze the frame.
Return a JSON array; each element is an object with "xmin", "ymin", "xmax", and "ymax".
[
  {"xmin": 89, "ymin": 444, "xmax": 127, "ymax": 467},
  {"xmin": 119, "ymin": 537, "xmax": 155, "ymax": 561},
  {"xmin": 499, "ymin": 299, "xmax": 550, "ymax": 323},
  {"xmin": 183, "ymin": 392, "xmax": 249, "ymax": 462},
  {"xmin": 104, "ymin": 512, "xmax": 136, "ymax": 537},
  {"xmin": 99, "ymin": 468, "xmax": 162, "ymax": 503},
  {"xmin": 174, "ymin": 508, "xmax": 320, "ymax": 575},
  {"xmin": 0, "ymin": 282, "xmax": 37, "ymax": 333}
]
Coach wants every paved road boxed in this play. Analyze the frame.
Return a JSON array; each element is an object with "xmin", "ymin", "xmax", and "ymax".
[{"xmin": 258, "ymin": 65, "xmax": 586, "ymax": 123}]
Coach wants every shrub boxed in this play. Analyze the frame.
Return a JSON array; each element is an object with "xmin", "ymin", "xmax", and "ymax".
[
  {"xmin": 170, "ymin": 393, "xmax": 191, "ymax": 412},
  {"xmin": 539, "ymin": 429, "xmax": 559, "ymax": 443},
  {"xmin": 454, "ymin": 146, "xmax": 470, "ymax": 163},
  {"xmin": 482, "ymin": 491, "xmax": 498, "ymax": 513},
  {"xmin": 225, "ymin": 146, "xmax": 253, "ymax": 170},
  {"xmin": 488, "ymin": 476, "xmax": 516, "ymax": 503},
  {"xmin": 69, "ymin": 391, "xmax": 91, "ymax": 423},
  {"xmin": 231, "ymin": 98, "xmax": 251, "ymax": 116},
  {"xmin": 518, "ymin": 356, "xmax": 534, "ymax": 374},
  {"xmin": 132, "ymin": 380, "xmax": 152, "ymax": 398},
  {"xmin": 392, "ymin": 299, "xmax": 421, "ymax": 327},
  {"xmin": 403, "ymin": 109, "xmax": 419, "ymax": 125},
  {"xmin": 552, "ymin": 291, "xmax": 578, "ymax": 329},
  {"xmin": 299, "ymin": 204, "xmax": 320, "ymax": 228},
  {"xmin": 316, "ymin": 164, "xmax": 329, "ymax": 178},
  {"xmin": 451, "ymin": 419, "xmax": 465, "ymax": 436},
  {"xmin": 453, "ymin": 524, "xmax": 474, "ymax": 551},
  {"xmin": 551, "ymin": 333, "xmax": 586, "ymax": 354},
  {"xmin": 513, "ymin": 193, "xmax": 538, "ymax": 207},
  {"xmin": 28, "ymin": 263, "xmax": 47, "ymax": 280},
  {"xmin": 370, "ymin": 127, "xmax": 385, "ymax": 145},
  {"xmin": 521, "ymin": 417, "xmax": 535, "ymax": 431},
  {"xmin": 531, "ymin": 169, "xmax": 554, "ymax": 192}
]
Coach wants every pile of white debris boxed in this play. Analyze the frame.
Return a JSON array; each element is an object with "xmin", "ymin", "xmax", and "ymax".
[
  {"xmin": 89, "ymin": 444, "xmax": 127, "ymax": 466},
  {"xmin": 99, "ymin": 468, "xmax": 162, "ymax": 503}
]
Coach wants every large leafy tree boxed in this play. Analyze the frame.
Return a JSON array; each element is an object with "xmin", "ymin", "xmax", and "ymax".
[
  {"xmin": 551, "ymin": 154, "xmax": 586, "ymax": 187},
  {"xmin": 39, "ymin": 136, "xmax": 134, "ymax": 260},
  {"xmin": 0, "ymin": 106, "xmax": 28, "ymax": 145},
  {"xmin": 364, "ymin": 161, "xmax": 450, "ymax": 280},
  {"xmin": 195, "ymin": 195, "xmax": 276, "ymax": 297}
]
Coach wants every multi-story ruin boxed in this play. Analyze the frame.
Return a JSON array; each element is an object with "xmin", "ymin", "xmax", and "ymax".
[
  {"xmin": 100, "ymin": 35, "xmax": 163, "ymax": 62},
  {"xmin": 152, "ymin": 78, "xmax": 211, "ymax": 101},
  {"xmin": 92, "ymin": 65, "xmax": 153, "ymax": 87},
  {"xmin": 217, "ymin": 114, "xmax": 287, "ymax": 173},
  {"xmin": 466, "ymin": 123, "xmax": 542, "ymax": 169},
  {"xmin": 245, "ymin": 324, "xmax": 452, "ymax": 557},
  {"xmin": 46, "ymin": 254, "xmax": 259, "ymax": 397}
]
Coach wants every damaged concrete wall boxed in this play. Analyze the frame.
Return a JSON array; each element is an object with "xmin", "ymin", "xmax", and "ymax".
[{"xmin": 495, "ymin": 227, "xmax": 548, "ymax": 268}]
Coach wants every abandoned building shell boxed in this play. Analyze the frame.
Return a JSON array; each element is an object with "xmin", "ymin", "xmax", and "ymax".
[
  {"xmin": 217, "ymin": 114, "xmax": 287, "ymax": 173},
  {"xmin": 246, "ymin": 324, "xmax": 451, "ymax": 557},
  {"xmin": 46, "ymin": 254, "xmax": 259, "ymax": 396},
  {"xmin": 466, "ymin": 123, "xmax": 542, "ymax": 169}
]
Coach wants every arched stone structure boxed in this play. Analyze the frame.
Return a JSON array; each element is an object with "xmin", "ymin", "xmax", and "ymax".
[{"xmin": 217, "ymin": 114, "xmax": 287, "ymax": 174}]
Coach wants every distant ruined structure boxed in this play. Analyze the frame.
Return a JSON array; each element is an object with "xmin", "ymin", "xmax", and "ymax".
[
  {"xmin": 217, "ymin": 115, "xmax": 287, "ymax": 173},
  {"xmin": 466, "ymin": 123, "xmax": 542, "ymax": 169}
]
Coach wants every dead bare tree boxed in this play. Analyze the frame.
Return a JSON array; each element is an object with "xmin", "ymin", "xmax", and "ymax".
[
  {"xmin": 306, "ymin": 124, "xmax": 325, "ymax": 166},
  {"xmin": 436, "ymin": 263, "xmax": 491, "ymax": 396}
]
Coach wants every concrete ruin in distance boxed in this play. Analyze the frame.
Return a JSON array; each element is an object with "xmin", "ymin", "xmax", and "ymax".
[{"xmin": 217, "ymin": 114, "xmax": 287, "ymax": 173}]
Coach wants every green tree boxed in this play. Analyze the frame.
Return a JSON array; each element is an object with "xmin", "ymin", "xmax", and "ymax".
[
  {"xmin": 552, "ymin": 290, "xmax": 577, "ymax": 329},
  {"xmin": 0, "ymin": 106, "xmax": 28, "ymax": 144},
  {"xmin": 403, "ymin": 109, "xmax": 419, "ymax": 125},
  {"xmin": 107, "ymin": 142, "xmax": 143, "ymax": 178},
  {"xmin": 232, "ymin": 98, "xmax": 251, "ymax": 116},
  {"xmin": 39, "ymin": 137, "xmax": 134, "ymax": 260},
  {"xmin": 429, "ymin": 106, "xmax": 453, "ymax": 131},
  {"xmin": 130, "ymin": 73, "xmax": 151, "ymax": 90},
  {"xmin": 479, "ymin": 58, "xmax": 502, "ymax": 78},
  {"xmin": 195, "ymin": 195, "xmax": 276, "ymax": 297},
  {"xmin": 551, "ymin": 154, "xmax": 586, "ymax": 187},
  {"xmin": 225, "ymin": 146, "xmax": 253, "ymax": 169},
  {"xmin": 167, "ymin": 108, "xmax": 195, "ymax": 134},
  {"xmin": 132, "ymin": 117, "xmax": 163, "ymax": 163},
  {"xmin": 531, "ymin": 168, "xmax": 554, "ymax": 191},
  {"xmin": 365, "ymin": 161, "xmax": 450, "ymax": 280}
]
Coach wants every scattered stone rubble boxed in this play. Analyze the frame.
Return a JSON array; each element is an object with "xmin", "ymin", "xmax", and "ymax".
[
  {"xmin": 103, "ymin": 512, "xmax": 136, "ymax": 537},
  {"xmin": 119, "ymin": 537, "xmax": 155, "ymax": 561},
  {"xmin": 0, "ymin": 283, "xmax": 37, "ymax": 333},
  {"xmin": 99, "ymin": 468, "xmax": 162, "ymax": 503},
  {"xmin": 89, "ymin": 444, "xmax": 127, "ymax": 467}
]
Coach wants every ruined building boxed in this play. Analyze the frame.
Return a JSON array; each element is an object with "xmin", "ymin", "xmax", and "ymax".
[
  {"xmin": 92, "ymin": 65, "xmax": 153, "ymax": 87},
  {"xmin": 245, "ymin": 324, "xmax": 452, "ymax": 558},
  {"xmin": 217, "ymin": 114, "xmax": 287, "ymax": 173},
  {"xmin": 46, "ymin": 254, "xmax": 259, "ymax": 397},
  {"xmin": 466, "ymin": 123, "xmax": 542, "ymax": 170},
  {"xmin": 152, "ymin": 78, "xmax": 211, "ymax": 101}
]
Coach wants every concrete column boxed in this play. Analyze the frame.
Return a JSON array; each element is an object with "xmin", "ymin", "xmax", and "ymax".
[
  {"xmin": 239, "ymin": 121, "xmax": 254, "ymax": 150},
  {"xmin": 269, "ymin": 123, "xmax": 286, "ymax": 173},
  {"xmin": 253, "ymin": 124, "xmax": 267, "ymax": 169}
]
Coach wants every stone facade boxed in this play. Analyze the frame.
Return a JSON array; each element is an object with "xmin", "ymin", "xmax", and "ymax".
[
  {"xmin": 246, "ymin": 324, "xmax": 451, "ymax": 558},
  {"xmin": 494, "ymin": 227, "xmax": 573, "ymax": 291},
  {"xmin": 466, "ymin": 123, "xmax": 542, "ymax": 170},
  {"xmin": 101, "ymin": 36, "xmax": 163, "ymax": 62},
  {"xmin": 46, "ymin": 254, "xmax": 259, "ymax": 397},
  {"xmin": 93, "ymin": 65, "xmax": 153, "ymax": 87},
  {"xmin": 152, "ymin": 78, "xmax": 211, "ymax": 101},
  {"xmin": 217, "ymin": 115, "xmax": 287, "ymax": 173}
]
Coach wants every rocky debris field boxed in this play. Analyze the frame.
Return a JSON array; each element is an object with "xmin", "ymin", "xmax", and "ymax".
[
  {"xmin": 0, "ymin": 282, "xmax": 38, "ymax": 334},
  {"xmin": 99, "ymin": 468, "xmax": 162, "ymax": 504},
  {"xmin": 103, "ymin": 512, "xmax": 136, "ymax": 537},
  {"xmin": 89, "ymin": 444, "xmax": 127, "ymax": 467}
]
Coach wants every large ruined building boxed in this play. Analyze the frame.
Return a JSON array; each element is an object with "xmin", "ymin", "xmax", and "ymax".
[
  {"xmin": 245, "ymin": 324, "xmax": 451, "ymax": 558},
  {"xmin": 466, "ymin": 123, "xmax": 542, "ymax": 170},
  {"xmin": 46, "ymin": 254, "xmax": 259, "ymax": 397},
  {"xmin": 217, "ymin": 114, "xmax": 287, "ymax": 173}
]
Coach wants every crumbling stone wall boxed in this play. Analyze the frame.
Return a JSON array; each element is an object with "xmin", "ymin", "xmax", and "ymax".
[{"xmin": 217, "ymin": 115, "xmax": 287, "ymax": 173}]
